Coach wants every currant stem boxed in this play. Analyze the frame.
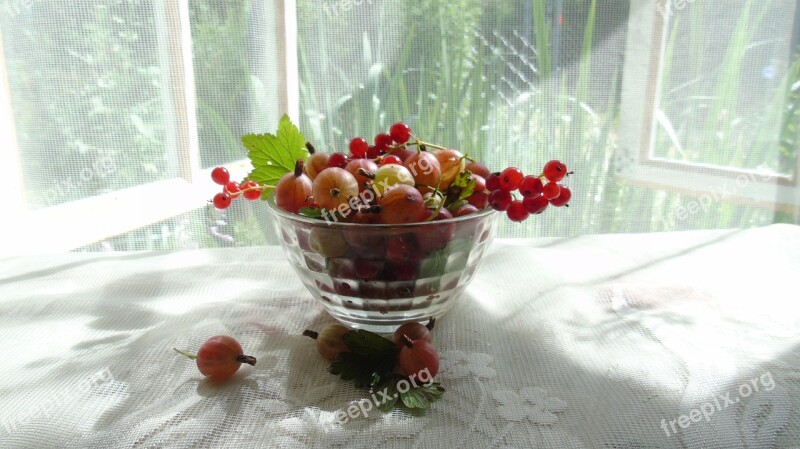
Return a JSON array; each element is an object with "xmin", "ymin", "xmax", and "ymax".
[
  {"xmin": 302, "ymin": 330, "xmax": 319, "ymax": 340},
  {"xmin": 173, "ymin": 348, "xmax": 197, "ymax": 360},
  {"xmin": 409, "ymin": 139, "xmax": 449, "ymax": 151},
  {"xmin": 236, "ymin": 354, "xmax": 257, "ymax": 366},
  {"xmin": 227, "ymin": 184, "xmax": 274, "ymax": 198},
  {"xmin": 402, "ymin": 334, "xmax": 415, "ymax": 348}
]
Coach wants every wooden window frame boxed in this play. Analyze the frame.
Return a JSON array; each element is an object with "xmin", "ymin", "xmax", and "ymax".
[
  {"xmin": 617, "ymin": 0, "xmax": 800, "ymax": 213},
  {"xmin": 0, "ymin": 0, "xmax": 298, "ymax": 255}
]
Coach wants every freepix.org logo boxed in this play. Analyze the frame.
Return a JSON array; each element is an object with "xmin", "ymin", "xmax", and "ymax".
[{"xmin": 656, "ymin": 0, "xmax": 699, "ymax": 19}]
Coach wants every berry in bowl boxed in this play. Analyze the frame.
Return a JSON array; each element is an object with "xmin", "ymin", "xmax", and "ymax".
[{"xmin": 209, "ymin": 116, "xmax": 572, "ymax": 332}]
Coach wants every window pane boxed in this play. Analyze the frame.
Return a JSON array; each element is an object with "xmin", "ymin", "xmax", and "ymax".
[
  {"xmin": 652, "ymin": 0, "xmax": 799, "ymax": 175},
  {"xmin": 189, "ymin": 0, "xmax": 283, "ymax": 169},
  {"xmin": 1, "ymin": 0, "xmax": 175, "ymax": 209},
  {"xmin": 297, "ymin": 0, "xmax": 798, "ymax": 238}
]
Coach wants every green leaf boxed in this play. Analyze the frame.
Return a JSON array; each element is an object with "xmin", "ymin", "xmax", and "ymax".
[
  {"xmin": 329, "ymin": 330, "xmax": 398, "ymax": 388},
  {"xmin": 374, "ymin": 378, "xmax": 400, "ymax": 412},
  {"xmin": 398, "ymin": 383, "xmax": 446, "ymax": 411},
  {"xmin": 298, "ymin": 207, "xmax": 323, "ymax": 219},
  {"xmin": 343, "ymin": 330, "xmax": 397, "ymax": 357},
  {"xmin": 242, "ymin": 114, "xmax": 308, "ymax": 187},
  {"xmin": 419, "ymin": 249, "xmax": 447, "ymax": 278},
  {"xmin": 443, "ymin": 170, "xmax": 476, "ymax": 207},
  {"xmin": 329, "ymin": 352, "xmax": 380, "ymax": 388}
]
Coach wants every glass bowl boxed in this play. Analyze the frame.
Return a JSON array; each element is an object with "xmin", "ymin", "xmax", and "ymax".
[{"xmin": 268, "ymin": 198, "xmax": 498, "ymax": 332}]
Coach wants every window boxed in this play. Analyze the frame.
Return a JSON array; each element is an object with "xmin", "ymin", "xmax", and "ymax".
[
  {"xmin": 617, "ymin": 0, "xmax": 800, "ymax": 214},
  {"xmin": 0, "ymin": 0, "xmax": 798, "ymax": 255},
  {"xmin": 0, "ymin": 0, "xmax": 295, "ymax": 254}
]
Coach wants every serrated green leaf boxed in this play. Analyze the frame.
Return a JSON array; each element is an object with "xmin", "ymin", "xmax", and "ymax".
[
  {"xmin": 242, "ymin": 114, "xmax": 308, "ymax": 187},
  {"xmin": 400, "ymin": 388, "xmax": 430, "ymax": 409},
  {"xmin": 248, "ymin": 164, "xmax": 293, "ymax": 187},
  {"xmin": 329, "ymin": 332, "xmax": 398, "ymax": 389},
  {"xmin": 375, "ymin": 379, "xmax": 400, "ymax": 412},
  {"xmin": 443, "ymin": 170, "xmax": 476, "ymax": 207},
  {"xmin": 398, "ymin": 383, "xmax": 445, "ymax": 411},
  {"xmin": 329, "ymin": 352, "xmax": 377, "ymax": 388},
  {"xmin": 343, "ymin": 330, "xmax": 397, "ymax": 357}
]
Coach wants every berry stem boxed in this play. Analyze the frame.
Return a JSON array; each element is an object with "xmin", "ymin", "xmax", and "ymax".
[
  {"xmin": 236, "ymin": 354, "xmax": 257, "ymax": 366},
  {"xmin": 357, "ymin": 167, "xmax": 376, "ymax": 179},
  {"xmin": 302, "ymin": 330, "xmax": 319, "ymax": 340},
  {"xmin": 305, "ymin": 141, "xmax": 316, "ymax": 155},
  {"xmin": 173, "ymin": 348, "xmax": 197, "ymax": 360},
  {"xmin": 293, "ymin": 159, "xmax": 304, "ymax": 177},
  {"xmin": 409, "ymin": 139, "xmax": 449, "ymax": 152},
  {"xmin": 426, "ymin": 317, "xmax": 436, "ymax": 331},
  {"xmin": 401, "ymin": 334, "xmax": 415, "ymax": 348}
]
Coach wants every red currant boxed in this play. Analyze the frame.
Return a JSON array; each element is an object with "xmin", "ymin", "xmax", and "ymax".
[
  {"xmin": 389, "ymin": 122, "xmax": 412, "ymax": 144},
  {"xmin": 211, "ymin": 166, "xmax": 230, "ymax": 186},
  {"xmin": 380, "ymin": 155, "xmax": 403, "ymax": 166},
  {"xmin": 519, "ymin": 176, "xmax": 543, "ymax": 198},
  {"xmin": 488, "ymin": 189, "xmax": 512, "ymax": 211},
  {"xmin": 543, "ymin": 160, "xmax": 568, "ymax": 182},
  {"xmin": 213, "ymin": 192, "xmax": 232, "ymax": 209},
  {"xmin": 523, "ymin": 195, "xmax": 549, "ymax": 214},
  {"xmin": 498, "ymin": 167, "xmax": 524, "ymax": 192},
  {"xmin": 506, "ymin": 201, "xmax": 529, "ymax": 222},
  {"xmin": 542, "ymin": 182, "xmax": 561, "ymax": 200},
  {"xmin": 549, "ymin": 185, "xmax": 571, "ymax": 207},
  {"xmin": 326, "ymin": 152, "xmax": 348, "ymax": 169},
  {"xmin": 366, "ymin": 145, "xmax": 380, "ymax": 159},
  {"xmin": 485, "ymin": 172, "xmax": 501, "ymax": 191},
  {"xmin": 374, "ymin": 133, "xmax": 394, "ymax": 152},
  {"xmin": 224, "ymin": 181, "xmax": 241, "ymax": 196},
  {"xmin": 349, "ymin": 137, "xmax": 369, "ymax": 158},
  {"xmin": 241, "ymin": 180, "xmax": 261, "ymax": 201}
]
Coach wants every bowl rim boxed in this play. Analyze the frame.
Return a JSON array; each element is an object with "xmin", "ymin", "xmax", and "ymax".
[{"xmin": 266, "ymin": 194, "xmax": 497, "ymax": 228}]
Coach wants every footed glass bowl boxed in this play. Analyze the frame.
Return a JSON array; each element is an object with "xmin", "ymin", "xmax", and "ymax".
[{"xmin": 268, "ymin": 198, "xmax": 498, "ymax": 332}]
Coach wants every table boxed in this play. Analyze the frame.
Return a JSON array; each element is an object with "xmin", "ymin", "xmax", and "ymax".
[{"xmin": 1, "ymin": 225, "xmax": 798, "ymax": 448}]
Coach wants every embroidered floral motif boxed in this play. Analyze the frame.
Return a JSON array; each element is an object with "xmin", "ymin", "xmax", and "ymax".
[
  {"xmin": 440, "ymin": 350, "xmax": 497, "ymax": 379},
  {"xmin": 491, "ymin": 387, "xmax": 567, "ymax": 424}
]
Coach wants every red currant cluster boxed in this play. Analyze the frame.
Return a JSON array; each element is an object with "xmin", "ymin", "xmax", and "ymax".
[
  {"xmin": 209, "ymin": 121, "xmax": 572, "ymax": 224},
  {"xmin": 485, "ymin": 160, "xmax": 573, "ymax": 222},
  {"xmin": 210, "ymin": 166, "xmax": 264, "ymax": 209}
]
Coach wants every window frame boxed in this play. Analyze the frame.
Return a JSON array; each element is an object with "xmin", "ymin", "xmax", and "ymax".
[
  {"xmin": 617, "ymin": 0, "xmax": 800, "ymax": 213},
  {"xmin": 0, "ymin": 0, "xmax": 299, "ymax": 255}
]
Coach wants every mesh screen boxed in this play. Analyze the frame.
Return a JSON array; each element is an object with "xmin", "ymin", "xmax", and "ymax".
[{"xmin": 0, "ymin": 0, "xmax": 797, "ymax": 253}]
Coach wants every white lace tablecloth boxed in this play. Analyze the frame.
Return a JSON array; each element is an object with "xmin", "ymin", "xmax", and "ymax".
[{"xmin": 1, "ymin": 225, "xmax": 799, "ymax": 449}]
